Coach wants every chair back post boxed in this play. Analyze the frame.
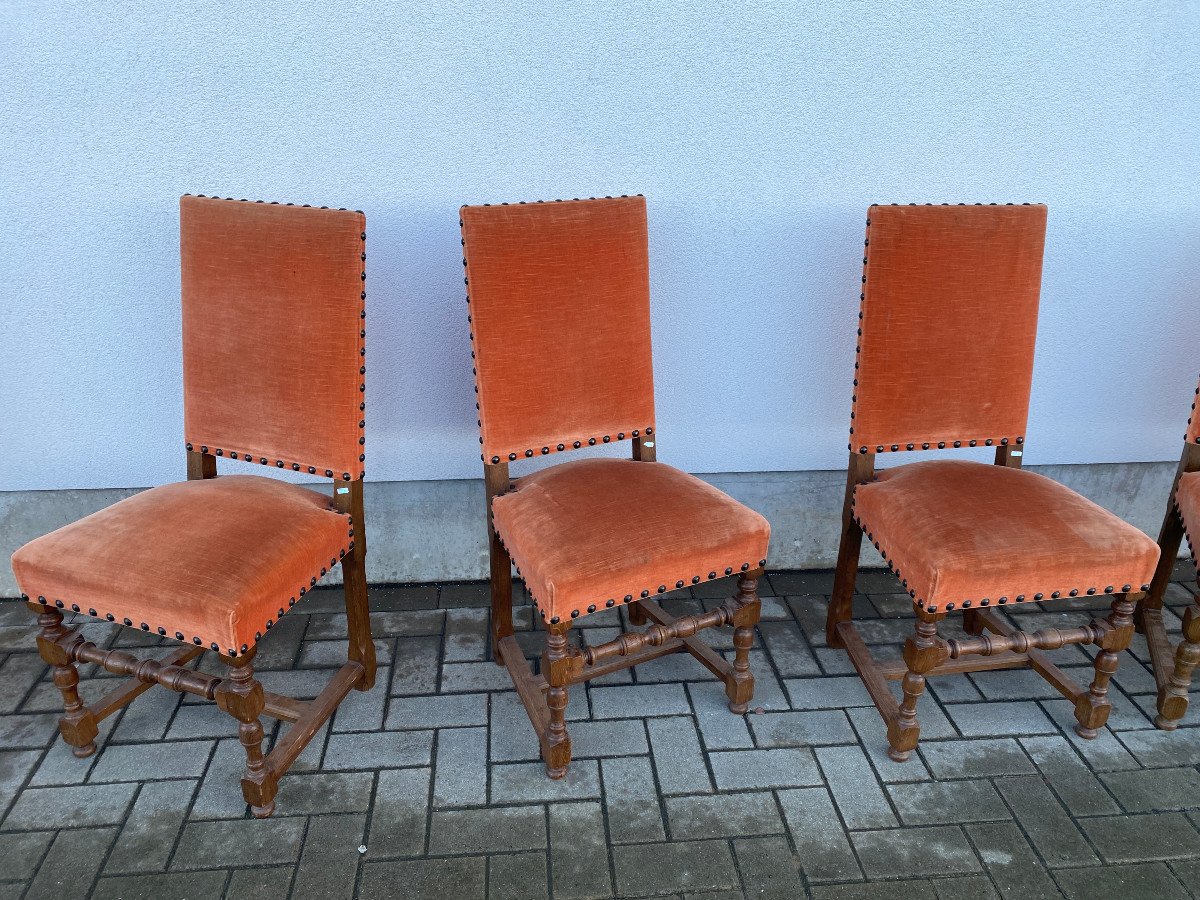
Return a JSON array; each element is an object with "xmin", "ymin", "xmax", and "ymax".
[
  {"xmin": 632, "ymin": 435, "xmax": 657, "ymax": 462},
  {"xmin": 1142, "ymin": 442, "xmax": 1200, "ymax": 613},
  {"xmin": 827, "ymin": 450, "xmax": 875, "ymax": 646},
  {"xmin": 484, "ymin": 461, "xmax": 514, "ymax": 658},
  {"xmin": 994, "ymin": 442, "xmax": 1024, "ymax": 469},
  {"xmin": 333, "ymin": 478, "xmax": 374, "ymax": 689},
  {"xmin": 186, "ymin": 450, "xmax": 216, "ymax": 481}
]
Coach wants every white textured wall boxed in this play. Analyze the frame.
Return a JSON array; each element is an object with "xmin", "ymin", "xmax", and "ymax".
[{"xmin": 2, "ymin": 2, "xmax": 1197, "ymax": 491}]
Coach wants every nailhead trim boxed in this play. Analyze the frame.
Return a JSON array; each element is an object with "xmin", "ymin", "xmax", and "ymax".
[
  {"xmin": 461, "ymin": 195, "xmax": 655, "ymax": 465},
  {"xmin": 852, "ymin": 500, "xmax": 1148, "ymax": 613},
  {"xmin": 848, "ymin": 203, "xmax": 1036, "ymax": 455},
  {"xmin": 1186, "ymin": 376, "xmax": 1200, "ymax": 444},
  {"xmin": 25, "ymin": 520, "xmax": 355, "ymax": 658},
  {"xmin": 183, "ymin": 194, "xmax": 367, "ymax": 482}
]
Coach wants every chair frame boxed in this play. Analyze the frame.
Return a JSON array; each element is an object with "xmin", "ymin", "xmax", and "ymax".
[
  {"xmin": 829, "ymin": 442, "xmax": 1143, "ymax": 761},
  {"xmin": 485, "ymin": 435, "xmax": 762, "ymax": 779},
  {"xmin": 1135, "ymin": 439, "xmax": 1200, "ymax": 729}
]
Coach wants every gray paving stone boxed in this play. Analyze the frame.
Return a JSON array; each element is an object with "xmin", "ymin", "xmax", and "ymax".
[
  {"xmin": 777, "ymin": 787, "xmax": 861, "ymax": 882},
  {"xmin": 569, "ymin": 718, "xmax": 649, "ymax": 758},
  {"xmin": 0, "ymin": 655, "xmax": 44, "ymax": 715},
  {"xmin": 1080, "ymin": 811, "xmax": 1200, "ymax": 863},
  {"xmin": 709, "ymin": 747, "xmax": 822, "ymax": 791},
  {"xmin": 292, "ymin": 812, "xmax": 366, "ymax": 900},
  {"xmin": 943, "ymin": 701, "xmax": 1056, "ymax": 737},
  {"xmin": 360, "ymin": 856, "xmax": 486, "ymax": 900},
  {"xmin": 165, "ymin": 703, "xmax": 238, "ymax": 740},
  {"xmin": 749, "ymin": 709, "xmax": 855, "ymax": 748},
  {"xmin": 963, "ymin": 818, "xmax": 1064, "ymax": 899},
  {"xmin": 1101, "ymin": 766, "xmax": 1200, "ymax": 813},
  {"xmin": 89, "ymin": 739, "xmax": 213, "ymax": 782},
  {"xmin": 0, "ymin": 713, "xmax": 58, "ymax": 749},
  {"xmin": 3, "ymin": 780, "xmax": 136, "ymax": 829},
  {"xmin": 812, "ymin": 882, "xmax": 939, "ymax": 900},
  {"xmin": 299, "ymin": 638, "xmax": 392, "ymax": 668},
  {"xmin": 440, "ymin": 660, "xmax": 514, "ymax": 692},
  {"xmin": 785, "ymin": 676, "xmax": 872, "ymax": 709},
  {"xmin": 931, "ymin": 876, "xmax": 999, "ymax": 899},
  {"xmin": 1053, "ymin": 861, "xmax": 1190, "ymax": 900},
  {"xmin": 0, "ymin": 748, "xmax": 38, "ymax": 821},
  {"xmin": 444, "ymin": 608, "xmax": 489, "ymax": 662},
  {"xmin": 91, "ymin": 870, "xmax": 228, "ymax": 900},
  {"xmin": 743, "ymin": 649, "xmax": 792, "ymax": 710},
  {"xmin": 851, "ymin": 826, "xmax": 982, "ymax": 879},
  {"xmin": 918, "ymin": 738, "xmax": 1036, "ymax": 778},
  {"xmin": 628, "ymin": 647, "xmax": 713, "ymax": 683},
  {"xmin": 428, "ymin": 805, "xmax": 547, "ymax": 854},
  {"xmin": 440, "ymin": 582, "xmax": 491, "ymax": 608},
  {"xmin": 1017, "ymin": 735, "xmax": 1121, "ymax": 817},
  {"xmin": 815, "ymin": 744, "xmax": 898, "ymax": 829},
  {"xmin": 386, "ymin": 692, "xmax": 488, "ymax": 729},
  {"xmin": 601, "ymin": 755, "xmax": 666, "ymax": 843},
  {"xmin": 889, "ymin": 779, "xmax": 1011, "ymax": 826},
  {"xmin": 993, "ymin": 775, "xmax": 1098, "ymax": 867},
  {"xmin": 647, "ymin": 717, "xmax": 712, "ymax": 795},
  {"xmin": 1042, "ymin": 701, "xmax": 1141, "ymax": 771},
  {"xmin": 332, "ymin": 672, "xmax": 389, "ymax": 731},
  {"xmin": 491, "ymin": 759, "xmax": 600, "ymax": 804},
  {"xmin": 273, "ymin": 771, "xmax": 374, "ymax": 814},
  {"xmin": 26, "ymin": 716, "xmax": 115, "ymax": 786},
  {"xmin": 389, "ymin": 635, "xmax": 441, "ymax": 695},
  {"xmin": 370, "ymin": 608, "xmax": 446, "ymax": 637},
  {"xmin": 105, "ymin": 778, "xmax": 197, "ymax": 873},
  {"xmin": 758, "ymin": 621, "xmax": 821, "ymax": 677},
  {"xmin": 370, "ymin": 767, "xmax": 430, "ymax": 856},
  {"xmin": 590, "ymin": 682, "xmax": 691, "ymax": 719},
  {"xmin": 687, "ymin": 681, "xmax": 754, "ymax": 749},
  {"xmin": 612, "ymin": 839, "xmax": 740, "ymax": 896},
  {"xmin": 108, "ymin": 685, "xmax": 181, "ymax": 742},
  {"xmin": 0, "ymin": 830, "xmax": 53, "ymax": 880},
  {"xmin": 666, "ymin": 790, "xmax": 782, "ymax": 840},
  {"xmin": 845, "ymin": 706, "xmax": 932, "ymax": 783},
  {"xmin": 171, "ymin": 816, "xmax": 306, "ymax": 869},
  {"xmin": 24, "ymin": 826, "xmax": 117, "ymax": 900},
  {"xmin": 548, "ymin": 801, "xmax": 613, "ymax": 899},
  {"xmin": 434, "ymin": 726, "xmax": 487, "ymax": 807},
  {"xmin": 927, "ymin": 674, "xmax": 984, "ymax": 704},
  {"xmin": 188, "ymin": 737, "xmax": 252, "ymax": 819},
  {"xmin": 733, "ymin": 834, "xmax": 806, "ymax": 899},
  {"xmin": 323, "ymin": 729, "xmax": 432, "ymax": 770},
  {"xmin": 1118, "ymin": 726, "xmax": 1200, "ymax": 768},
  {"xmin": 489, "ymin": 691, "xmax": 543, "ymax": 763},
  {"xmin": 489, "ymin": 851, "xmax": 549, "ymax": 900}
]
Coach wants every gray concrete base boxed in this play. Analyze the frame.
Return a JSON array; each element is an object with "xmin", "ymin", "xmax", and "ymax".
[{"xmin": 0, "ymin": 460, "xmax": 1179, "ymax": 597}]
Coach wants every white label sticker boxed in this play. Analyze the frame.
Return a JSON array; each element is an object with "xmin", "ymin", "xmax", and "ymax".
[
  {"xmin": 1012, "ymin": 451, "xmax": 1023, "ymax": 457},
  {"xmin": 337, "ymin": 487, "xmax": 350, "ymax": 494},
  {"xmin": 643, "ymin": 441, "xmax": 655, "ymax": 448}
]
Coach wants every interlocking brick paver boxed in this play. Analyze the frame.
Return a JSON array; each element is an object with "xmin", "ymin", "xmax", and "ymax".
[
  {"xmin": 548, "ymin": 801, "xmax": 613, "ymax": 899},
  {"xmin": 749, "ymin": 709, "xmax": 855, "ymax": 748},
  {"xmin": 665, "ymin": 791, "xmax": 783, "ymax": 839},
  {"xmin": 992, "ymin": 775, "xmax": 1097, "ymax": 867},
  {"xmin": 0, "ymin": 830, "xmax": 53, "ymax": 880},
  {"xmin": 844, "ymin": 706, "xmax": 932, "ymax": 783},
  {"xmin": 4, "ymin": 780, "xmax": 136, "ymax": 829},
  {"xmin": 569, "ymin": 717, "xmax": 649, "ymax": 757},
  {"xmin": 488, "ymin": 851, "xmax": 549, "ymax": 900},
  {"xmin": 784, "ymin": 676, "xmax": 872, "ymax": 709},
  {"xmin": 273, "ymin": 771, "xmax": 374, "ymax": 814},
  {"xmin": 1100, "ymin": 766, "xmax": 1200, "ymax": 812},
  {"xmin": 0, "ymin": 713, "xmax": 58, "ymax": 749},
  {"xmin": 590, "ymin": 682, "xmax": 691, "ymax": 719},
  {"xmin": 89, "ymin": 738, "xmax": 213, "ymax": 782},
  {"xmin": 386, "ymin": 692, "xmax": 488, "ymax": 729},
  {"xmin": 709, "ymin": 747, "xmax": 822, "ymax": 791},
  {"xmin": 964, "ymin": 821, "xmax": 1060, "ymax": 900},
  {"xmin": 91, "ymin": 871, "xmax": 228, "ymax": 900},
  {"xmin": 1042, "ymin": 702, "xmax": 1140, "ymax": 771},
  {"xmin": 758, "ymin": 621, "xmax": 821, "ymax": 677},
  {"xmin": 369, "ymin": 767, "xmax": 430, "ymax": 856},
  {"xmin": 943, "ymin": 701, "xmax": 1056, "ymax": 737},
  {"xmin": 324, "ymin": 728, "xmax": 432, "ymax": 771},
  {"xmin": 647, "ymin": 716, "xmax": 712, "ymax": 795},
  {"xmin": 1018, "ymin": 734, "xmax": 1120, "ymax": 816},
  {"xmin": 812, "ymin": 881, "xmax": 940, "ymax": 899},
  {"xmin": 491, "ymin": 759, "xmax": 601, "ymax": 803},
  {"xmin": 428, "ymin": 805, "xmax": 547, "ymax": 854},
  {"xmin": 1053, "ymin": 861, "xmax": 1191, "ymax": 899},
  {"xmin": 888, "ymin": 779, "xmax": 1011, "ymax": 826},
  {"xmin": 918, "ymin": 738, "xmax": 1036, "ymax": 779},
  {"xmin": 1117, "ymin": 726, "xmax": 1200, "ymax": 768},
  {"xmin": 600, "ymin": 756, "xmax": 667, "ymax": 843},
  {"xmin": 444, "ymin": 608, "xmax": 489, "ymax": 662},
  {"xmin": 733, "ymin": 835, "xmax": 806, "ymax": 899},
  {"xmin": 850, "ymin": 826, "xmax": 982, "ymax": 879},
  {"xmin": 291, "ymin": 813, "xmax": 366, "ymax": 900},
  {"xmin": 389, "ymin": 635, "xmax": 441, "ymax": 696},
  {"xmin": 687, "ymin": 681, "xmax": 755, "ymax": 750},
  {"xmin": 104, "ymin": 778, "xmax": 197, "ymax": 873},
  {"xmin": 1080, "ymin": 811, "xmax": 1200, "ymax": 863},
  {"xmin": 331, "ymin": 671, "xmax": 390, "ymax": 731},
  {"xmin": 815, "ymin": 744, "xmax": 898, "ymax": 829},
  {"xmin": 434, "ymin": 725, "xmax": 488, "ymax": 806},
  {"xmin": 360, "ymin": 856, "xmax": 486, "ymax": 899},
  {"xmin": 24, "ymin": 827, "xmax": 114, "ymax": 897},
  {"xmin": 171, "ymin": 816, "xmax": 306, "ymax": 869},
  {"xmin": 777, "ymin": 787, "xmax": 862, "ymax": 882},
  {"xmin": 612, "ymin": 839, "xmax": 740, "ymax": 896}
]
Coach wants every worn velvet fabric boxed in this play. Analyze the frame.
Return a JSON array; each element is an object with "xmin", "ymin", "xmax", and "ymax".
[
  {"xmin": 491, "ymin": 459, "xmax": 770, "ymax": 622},
  {"xmin": 12, "ymin": 476, "xmax": 352, "ymax": 655},
  {"xmin": 1175, "ymin": 472, "xmax": 1200, "ymax": 568},
  {"xmin": 853, "ymin": 460, "xmax": 1159, "ymax": 612},
  {"xmin": 460, "ymin": 197, "xmax": 656, "ymax": 461},
  {"xmin": 851, "ymin": 204, "xmax": 1048, "ymax": 453},
  {"xmin": 181, "ymin": 196, "xmax": 367, "ymax": 480}
]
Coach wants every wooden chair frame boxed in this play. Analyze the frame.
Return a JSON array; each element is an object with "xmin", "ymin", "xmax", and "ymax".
[
  {"xmin": 1135, "ymin": 441, "xmax": 1200, "ymax": 729},
  {"xmin": 28, "ymin": 450, "xmax": 376, "ymax": 819},
  {"xmin": 828, "ymin": 443, "xmax": 1142, "ymax": 761},
  {"xmin": 486, "ymin": 435, "xmax": 762, "ymax": 779}
]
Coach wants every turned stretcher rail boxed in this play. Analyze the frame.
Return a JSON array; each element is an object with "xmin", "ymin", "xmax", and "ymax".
[{"xmin": 947, "ymin": 623, "xmax": 1101, "ymax": 659}]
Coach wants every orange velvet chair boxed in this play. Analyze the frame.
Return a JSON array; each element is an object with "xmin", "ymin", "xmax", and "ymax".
[
  {"xmin": 827, "ymin": 203, "xmax": 1160, "ymax": 761},
  {"xmin": 1135, "ymin": 378, "xmax": 1200, "ymax": 728},
  {"xmin": 461, "ymin": 195, "xmax": 771, "ymax": 778},
  {"xmin": 10, "ymin": 195, "xmax": 375, "ymax": 816}
]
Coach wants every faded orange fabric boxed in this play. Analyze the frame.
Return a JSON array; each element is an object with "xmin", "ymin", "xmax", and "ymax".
[
  {"xmin": 460, "ymin": 197, "xmax": 656, "ymax": 462},
  {"xmin": 851, "ymin": 204, "xmax": 1048, "ymax": 453},
  {"xmin": 853, "ymin": 460, "xmax": 1159, "ymax": 612},
  {"xmin": 181, "ymin": 196, "xmax": 367, "ymax": 481},
  {"xmin": 12, "ymin": 475, "xmax": 352, "ymax": 656},
  {"xmin": 1176, "ymin": 471, "xmax": 1200, "ymax": 567},
  {"xmin": 491, "ymin": 458, "xmax": 770, "ymax": 623},
  {"xmin": 1187, "ymin": 378, "xmax": 1200, "ymax": 444}
]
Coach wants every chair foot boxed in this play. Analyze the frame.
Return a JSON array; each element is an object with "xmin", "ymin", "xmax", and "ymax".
[
  {"xmin": 1154, "ymin": 714, "xmax": 1180, "ymax": 732},
  {"xmin": 1074, "ymin": 723, "xmax": 1099, "ymax": 740},
  {"xmin": 887, "ymin": 746, "xmax": 912, "ymax": 763},
  {"xmin": 1073, "ymin": 592, "xmax": 1135, "ymax": 741},
  {"xmin": 250, "ymin": 801, "xmax": 276, "ymax": 819},
  {"xmin": 545, "ymin": 764, "xmax": 567, "ymax": 780},
  {"xmin": 71, "ymin": 742, "xmax": 97, "ymax": 759},
  {"xmin": 728, "ymin": 700, "xmax": 748, "ymax": 714}
]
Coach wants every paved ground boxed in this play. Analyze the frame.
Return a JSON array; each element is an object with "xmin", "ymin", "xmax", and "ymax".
[{"xmin": 2, "ymin": 566, "xmax": 1200, "ymax": 899}]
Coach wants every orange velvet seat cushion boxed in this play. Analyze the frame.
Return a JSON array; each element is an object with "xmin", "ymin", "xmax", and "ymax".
[
  {"xmin": 1175, "ymin": 471, "xmax": 1200, "ymax": 568},
  {"xmin": 852, "ymin": 460, "xmax": 1159, "ymax": 612},
  {"xmin": 490, "ymin": 458, "xmax": 770, "ymax": 623},
  {"xmin": 11, "ymin": 475, "xmax": 353, "ymax": 656}
]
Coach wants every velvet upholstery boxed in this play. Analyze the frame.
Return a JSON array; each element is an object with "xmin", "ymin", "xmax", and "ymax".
[
  {"xmin": 1187, "ymin": 378, "xmax": 1200, "ymax": 444},
  {"xmin": 852, "ymin": 460, "xmax": 1159, "ymax": 612},
  {"xmin": 181, "ymin": 196, "xmax": 367, "ymax": 481},
  {"xmin": 491, "ymin": 458, "xmax": 770, "ymax": 622},
  {"xmin": 1175, "ymin": 471, "xmax": 1200, "ymax": 568},
  {"xmin": 460, "ymin": 197, "xmax": 656, "ymax": 462},
  {"xmin": 851, "ymin": 204, "xmax": 1048, "ymax": 453},
  {"xmin": 12, "ymin": 475, "xmax": 352, "ymax": 656}
]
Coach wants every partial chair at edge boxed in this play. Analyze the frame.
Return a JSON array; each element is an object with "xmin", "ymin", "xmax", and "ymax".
[
  {"xmin": 826, "ymin": 202, "xmax": 1160, "ymax": 761},
  {"xmin": 1136, "ymin": 377, "xmax": 1200, "ymax": 728},
  {"xmin": 460, "ymin": 194, "xmax": 771, "ymax": 779},
  {"xmin": 10, "ymin": 195, "xmax": 376, "ymax": 816}
]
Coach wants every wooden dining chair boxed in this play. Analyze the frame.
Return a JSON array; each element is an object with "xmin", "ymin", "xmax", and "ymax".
[
  {"xmin": 460, "ymin": 195, "xmax": 771, "ymax": 778},
  {"xmin": 827, "ymin": 202, "xmax": 1160, "ymax": 761},
  {"xmin": 10, "ymin": 195, "xmax": 375, "ymax": 817},
  {"xmin": 1135, "ymin": 378, "xmax": 1200, "ymax": 728}
]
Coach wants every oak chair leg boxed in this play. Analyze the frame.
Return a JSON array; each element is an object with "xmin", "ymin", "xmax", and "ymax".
[
  {"xmin": 828, "ymin": 451, "xmax": 874, "ymax": 648},
  {"xmin": 485, "ymin": 463, "xmax": 514, "ymax": 665},
  {"xmin": 30, "ymin": 603, "xmax": 98, "ymax": 757},
  {"xmin": 726, "ymin": 572, "xmax": 762, "ymax": 713},
  {"xmin": 888, "ymin": 607, "xmax": 948, "ymax": 761},
  {"xmin": 628, "ymin": 601, "xmax": 648, "ymax": 626},
  {"xmin": 215, "ymin": 649, "xmax": 277, "ymax": 817},
  {"xmin": 342, "ymin": 544, "xmax": 376, "ymax": 692},
  {"xmin": 541, "ymin": 622, "xmax": 575, "ymax": 779},
  {"xmin": 1074, "ymin": 593, "xmax": 1137, "ymax": 738},
  {"xmin": 1156, "ymin": 591, "xmax": 1200, "ymax": 729}
]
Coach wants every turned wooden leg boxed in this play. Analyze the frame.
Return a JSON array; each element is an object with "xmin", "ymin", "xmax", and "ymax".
[
  {"xmin": 628, "ymin": 601, "xmax": 648, "ymax": 626},
  {"xmin": 1156, "ymin": 593, "xmax": 1200, "ymax": 729},
  {"xmin": 888, "ymin": 607, "xmax": 948, "ymax": 762},
  {"xmin": 725, "ymin": 571, "xmax": 762, "ymax": 713},
  {"xmin": 827, "ymin": 521, "xmax": 863, "ymax": 648},
  {"xmin": 342, "ymin": 542, "xmax": 377, "ymax": 691},
  {"xmin": 541, "ymin": 622, "xmax": 576, "ymax": 779},
  {"xmin": 215, "ymin": 649, "xmax": 276, "ymax": 817},
  {"xmin": 29, "ymin": 602, "xmax": 98, "ymax": 758},
  {"xmin": 485, "ymin": 464, "xmax": 515, "ymax": 665},
  {"xmin": 1075, "ymin": 593, "xmax": 1137, "ymax": 739}
]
